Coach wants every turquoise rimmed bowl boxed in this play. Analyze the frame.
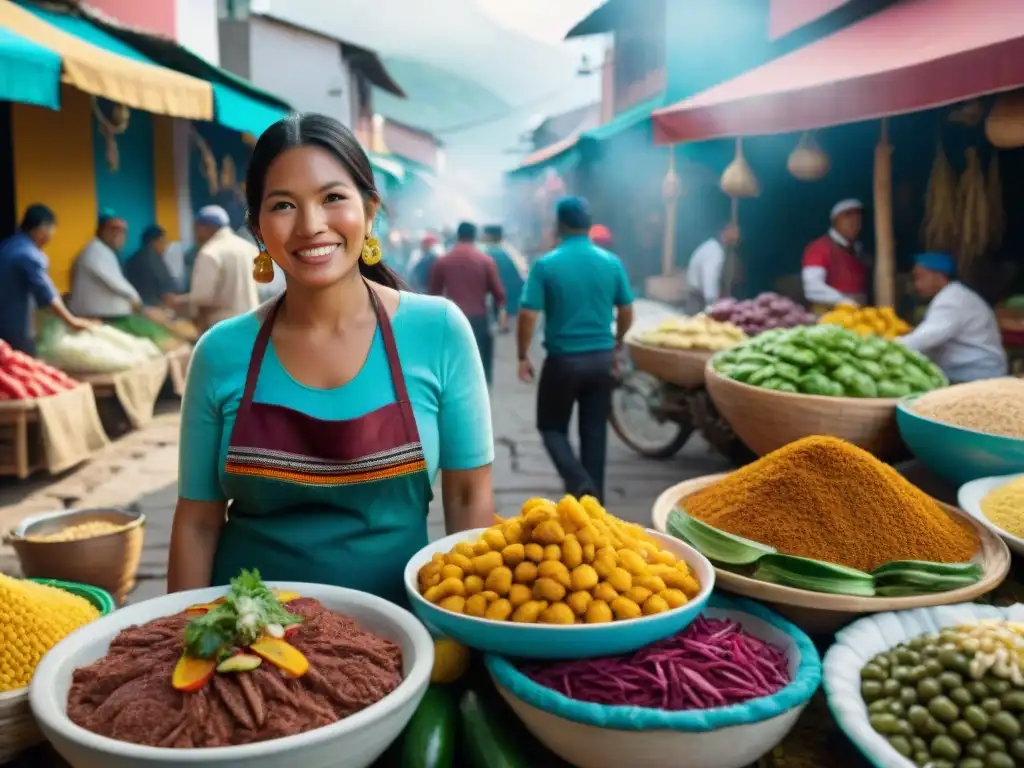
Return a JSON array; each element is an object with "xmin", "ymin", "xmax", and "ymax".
[
  {"xmin": 404, "ymin": 528, "xmax": 714, "ymax": 659},
  {"xmin": 896, "ymin": 395, "xmax": 1024, "ymax": 485},
  {"xmin": 486, "ymin": 595, "xmax": 821, "ymax": 768}
]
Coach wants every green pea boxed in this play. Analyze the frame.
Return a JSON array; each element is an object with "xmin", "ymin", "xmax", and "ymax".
[
  {"xmin": 965, "ymin": 705, "xmax": 990, "ymax": 732},
  {"xmin": 967, "ymin": 741, "xmax": 988, "ymax": 758},
  {"xmin": 913, "ymin": 751, "xmax": 930, "ymax": 766},
  {"xmin": 929, "ymin": 760, "xmax": 954, "ymax": 768},
  {"xmin": 924, "ymin": 659, "xmax": 945, "ymax": 677},
  {"xmin": 910, "ymin": 735, "xmax": 927, "ymax": 753},
  {"xmin": 874, "ymin": 653, "xmax": 891, "ymax": 668},
  {"xmin": 950, "ymin": 687, "xmax": 973, "ymax": 708},
  {"xmin": 990, "ymin": 711, "xmax": 1021, "ymax": 740},
  {"xmin": 930, "ymin": 734, "xmax": 961, "ymax": 759},
  {"xmin": 981, "ymin": 733, "xmax": 1007, "ymax": 753},
  {"xmin": 985, "ymin": 752, "xmax": 1015, "ymax": 768},
  {"xmin": 869, "ymin": 698, "xmax": 895, "ymax": 715},
  {"xmin": 870, "ymin": 713, "xmax": 900, "ymax": 734},
  {"xmin": 939, "ymin": 671, "xmax": 964, "ymax": 690},
  {"xmin": 919, "ymin": 678, "xmax": 944, "ymax": 702},
  {"xmin": 896, "ymin": 648, "xmax": 918, "ymax": 664},
  {"xmin": 929, "ymin": 695, "xmax": 960, "ymax": 724},
  {"xmin": 908, "ymin": 705, "xmax": 932, "ymax": 729},
  {"xmin": 1001, "ymin": 691, "xmax": 1024, "ymax": 712},
  {"xmin": 884, "ymin": 678, "xmax": 902, "ymax": 696},
  {"xmin": 894, "ymin": 666, "xmax": 914, "ymax": 683},
  {"xmin": 1011, "ymin": 738, "xmax": 1024, "ymax": 759},
  {"xmin": 900, "ymin": 687, "xmax": 919, "ymax": 707},
  {"xmin": 967, "ymin": 682, "xmax": 990, "ymax": 699},
  {"xmin": 861, "ymin": 680, "xmax": 884, "ymax": 700},
  {"xmin": 948, "ymin": 720, "xmax": 976, "ymax": 742},
  {"xmin": 889, "ymin": 701, "xmax": 907, "ymax": 718},
  {"xmin": 926, "ymin": 717, "xmax": 948, "ymax": 736},
  {"xmin": 861, "ymin": 663, "xmax": 887, "ymax": 681},
  {"xmin": 887, "ymin": 735, "xmax": 912, "ymax": 757},
  {"xmin": 938, "ymin": 648, "xmax": 968, "ymax": 672},
  {"xmin": 958, "ymin": 759, "xmax": 985, "ymax": 768},
  {"xmin": 983, "ymin": 698, "xmax": 1004, "ymax": 716},
  {"xmin": 893, "ymin": 718, "xmax": 913, "ymax": 736},
  {"xmin": 987, "ymin": 678, "xmax": 1012, "ymax": 696}
]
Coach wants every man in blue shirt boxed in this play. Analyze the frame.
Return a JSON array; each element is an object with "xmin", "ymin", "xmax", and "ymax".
[
  {"xmin": 0, "ymin": 204, "xmax": 95, "ymax": 354},
  {"xmin": 517, "ymin": 197, "xmax": 635, "ymax": 502}
]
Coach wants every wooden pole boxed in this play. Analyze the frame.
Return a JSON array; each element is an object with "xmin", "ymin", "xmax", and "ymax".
[
  {"xmin": 661, "ymin": 148, "xmax": 678, "ymax": 276},
  {"xmin": 873, "ymin": 117, "xmax": 896, "ymax": 307}
]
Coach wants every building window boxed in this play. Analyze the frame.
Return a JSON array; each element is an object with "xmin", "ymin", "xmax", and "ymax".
[{"xmin": 219, "ymin": 0, "xmax": 251, "ymax": 20}]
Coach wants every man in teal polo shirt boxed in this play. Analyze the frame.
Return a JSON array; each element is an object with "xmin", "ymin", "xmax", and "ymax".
[{"xmin": 516, "ymin": 197, "xmax": 635, "ymax": 502}]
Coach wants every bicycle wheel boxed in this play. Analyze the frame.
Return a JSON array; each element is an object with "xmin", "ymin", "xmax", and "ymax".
[{"xmin": 610, "ymin": 369, "xmax": 693, "ymax": 459}]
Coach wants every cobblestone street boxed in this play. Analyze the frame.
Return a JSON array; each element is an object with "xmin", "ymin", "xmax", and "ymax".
[{"xmin": 0, "ymin": 309, "xmax": 730, "ymax": 604}]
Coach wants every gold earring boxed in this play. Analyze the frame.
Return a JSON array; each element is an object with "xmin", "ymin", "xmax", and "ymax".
[
  {"xmin": 253, "ymin": 250, "xmax": 275, "ymax": 283},
  {"xmin": 361, "ymin": 235, "xmax": 382, "ymax": 266}
]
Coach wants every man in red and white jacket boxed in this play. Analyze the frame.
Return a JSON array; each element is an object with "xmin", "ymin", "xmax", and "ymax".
[{"xmin": 801, "ymin": 198, "xmax": 870, "ymax": 312}]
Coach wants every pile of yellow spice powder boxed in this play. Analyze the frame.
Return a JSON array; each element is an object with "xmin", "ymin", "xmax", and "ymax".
[{"xmin": 980, "ymin": 475, "xmax": 1024, "ymax": 538}]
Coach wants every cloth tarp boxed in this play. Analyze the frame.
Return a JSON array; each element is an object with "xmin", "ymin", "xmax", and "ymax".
[
  {"xmin": 5, "ymin": 1, "xmax": 212, "ymax": 119},
  {"xmin": 212, "ymin": 81, "xmax": 288, "ymax": 137},
  {"xmin": 0, "ymin": 25, "xmax": 60, "ymax": 108},
  {"xmin": 653, "ymin": 0, "xmax": 1024, "ymax": 143}
]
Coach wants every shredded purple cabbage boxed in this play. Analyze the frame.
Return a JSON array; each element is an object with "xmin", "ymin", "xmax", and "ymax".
[{"xmin": 517, "ymin": 616, "xmax": 791, "ymax": 710}]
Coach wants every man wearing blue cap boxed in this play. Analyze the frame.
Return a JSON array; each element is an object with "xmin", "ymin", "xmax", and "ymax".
[
  {"xmin": 68, "ymin": 210, "xmax": 142, "ymax": 319},
  {"xmin": 517, "ymin": 196, "xmax": 635, "ymax": 502},
  {"xmin": 899, "ymin": 252, "xmax": 1006, "ymax": 383}
]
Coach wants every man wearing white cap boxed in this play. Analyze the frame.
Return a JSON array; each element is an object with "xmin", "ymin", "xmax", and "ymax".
[
  {"xmin": 171, "ymin": 205, "xmax": 259, "ymax": 333},
  {"xmin": 801, "ymin": 198, "xmax": 869, "ymax": 312}
]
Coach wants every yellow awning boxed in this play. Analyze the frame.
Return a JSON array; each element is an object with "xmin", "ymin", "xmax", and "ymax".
[{"xmin": 0, "ymin": 0, "xmax": 212, "ymax": 120}]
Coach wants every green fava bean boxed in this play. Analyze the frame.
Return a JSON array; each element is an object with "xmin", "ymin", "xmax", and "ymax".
[
  {"xmin": 900, "ymin": 687, "xmax": 919, "ymax": 707},
  {"xmin": 799, "ymin": 372, "xmax": 839, "ymax": 396},
  {"xmin": 870, "ymin": 713, "xmax": 900, "ymax": 734},
  {"xmin": 908, "ymin": 705, "xmax": 931, "ymax": 729},
  {"xmin": 869, "ymin": 698, "xmax": 895, "ymax": 714},
  {"xmin": 938, "ymin": 672, "xmax": 963, "ymax": 690},
  {"xmin": 949, "ymin": 687, "xmax": 973, "ymax": 708},
  {"xmin": 847, "ymin": 371, "xmax": 879, "ymax": 397},
  {"xmin": 878, "ymin": 379, "xmax": 912, "ymax": 398},
  {"xmin": 966, "ymin": 682, "xmax": 990, "ymax": 699},
  {"xmin": 888, "ymin": 735, "xmax": 912, "ymax": 757},
  {"xmin": 771, "ymin": 361, "xmax": 802, "ymax": 383},
  {"xmin": 930, "ymin": 734, "xmax": 961, "ymax": 760},
  {"xmin": 861, "ymin": 680, "xmax": 884, "ymax": 700},
  {"xmin": 986, "ymin": 753, "xmax": 1015, "ymax": 768},
  {"xmin": 728, "ymin": 363, "xmax": 763, "ymax": 382},
  {"xmin": 746, "ymin": 365, "xmax": 777, "ymax": 386},
  {"xmin": 981, "ymin": 733, "xmax": 1007, "ymax": 752},
  {"xmin": 957, "ymin": 760, "xmax": 984, "ymax": 768},
  {"xmin": 948, "ymin": 719, "xmax": 976, "ymax": 742},
  {"xmin": 964, "ymin": 705, "xmax": 989, "ymax": 731},
  {"xmin": 1010, "ymin": 737, "xmax": 1024, "ymax": 758},
  {"xmin": 990, "ymin": 711, "xmax": 1021, "ymax": 740},
  {"xmin": 982, "ymin": 698, "xmax": 1003, "ymax": 715},
  {"xmin": 928, "ymin": 695, "xmax": 959, "ymax": 723},
  {"xmin": 1001, "ymin": 690, "xmax": 1024, "ymax": 711},
  {"xmin": 858, "ymin": 359, "xmax": 885, "ymax": 379},
  {"xmin": 918, "ymin": 678, "xmax": 943, "ymax": 702},
  {"xmin": 775, "ymin": 344, "xmax": 816, "ymax": 368},
  {"xmin": 986, "ymin": 678, "xmax": 1011, "ymax": 696}
]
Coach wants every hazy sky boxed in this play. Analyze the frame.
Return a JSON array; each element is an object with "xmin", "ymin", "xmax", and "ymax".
[{"xmin": 476, "ymin": 0, "xmax": 607, "ymax": 43}]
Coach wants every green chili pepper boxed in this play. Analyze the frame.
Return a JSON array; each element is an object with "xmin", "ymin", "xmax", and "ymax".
[{"xmin": 772, "ymin": 361, "xmax": 802, "ymax": 383}]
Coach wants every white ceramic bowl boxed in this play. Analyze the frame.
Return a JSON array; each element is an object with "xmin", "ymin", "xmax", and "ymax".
[
  {"xmin": 958, "ymin": 472, "xmax": 1024, "ymax": 556},
  {"xmin": 29, "ymin": 582, "xmax": 434, "ymax": 768},
  {"xmin": 823, "ymin": 603, "xmax": 1024, "ymax": 768},
  {"xmin": 405, "ymin": 528, "xmax": 715, "ymax": 659},
  {"xmin": 486, "ymin": 596, "xmax": 821, "ymax": 768}
]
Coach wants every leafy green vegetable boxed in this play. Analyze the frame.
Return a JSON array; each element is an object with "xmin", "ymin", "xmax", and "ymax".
[{"xmin": 183, "ymin": 569, "xmax": 302, "ymax": 659}]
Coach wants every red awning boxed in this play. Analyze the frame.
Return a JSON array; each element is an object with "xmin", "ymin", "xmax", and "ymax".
[{"xmin": 653, "ymin": 0, "xmax": 1024, "ymax": 144}]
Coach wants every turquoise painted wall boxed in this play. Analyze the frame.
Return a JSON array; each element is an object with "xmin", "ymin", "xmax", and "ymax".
[{"xmin": 92, "ymin": 100, "xmax": 155, "ymax": 259}]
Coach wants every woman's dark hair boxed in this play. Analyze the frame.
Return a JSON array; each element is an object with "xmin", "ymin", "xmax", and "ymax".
[
  {"xmin": 246, "ymin": 113, "xmax": 403, "ymax": 290},
  {"xmin": 20, "ymin": 204, "xmax": 56, "ymax": 233}
]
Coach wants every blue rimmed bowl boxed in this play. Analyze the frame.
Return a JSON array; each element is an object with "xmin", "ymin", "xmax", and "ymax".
[
  {"xmin": 485, "ymin": 595, "xmax": 821, "ymax": 768},
  {"xmin": 404, "ymin": 528, "xmax": 714, "ymax": 659},
  {"xmin": 823, "ymin": 603, "xmax": 1024, "ymax": 768},
  {"xmin": 896, "ymin": 395, "xmax": 1024, "ymax": 485}
]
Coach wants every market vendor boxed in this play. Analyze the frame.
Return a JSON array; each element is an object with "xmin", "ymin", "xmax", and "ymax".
[
  {"xmin": 168, "ymin": 113, "xmax": 495, "ymax": 607},
  {"xmin": 167, "ymin": 205, "xmax": 260, "ymax": 334},
  {"xmin": 685, "ymin": 221, "xmax": 740, "ymax": 315},
  {"xmin": 801, "ymin": 198, "xmax": 870, "ymax": 312},
  {"xmin": 898, "ymin": 252, "xmax": 1007, "ymax": 383},
  {"xmin": 68, "ymin": 211, "xmax": 142, "ymax": 319},
  {"xmin": 0, "ymin": 204, "xmax": 97, "ymax": 354},
  {"xmin": 124, "ymin": 225, "xmax": 179, "ymax": 306}
]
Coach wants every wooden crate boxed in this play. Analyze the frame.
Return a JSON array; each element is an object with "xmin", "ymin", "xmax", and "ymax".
[{"xmin": 0, "ymin": 402, "xmax": 45, "ymax": 479}]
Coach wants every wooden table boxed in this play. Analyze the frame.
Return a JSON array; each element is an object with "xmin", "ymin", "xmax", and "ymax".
[{"xmin": 0, "ymin": 401, "xmax": 43, "ymax": 479}]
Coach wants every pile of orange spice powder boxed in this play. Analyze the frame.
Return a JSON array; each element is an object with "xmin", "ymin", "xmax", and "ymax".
[{"xmin": 681, "ymin": 436, "xmax": 978, "ymax": 572}]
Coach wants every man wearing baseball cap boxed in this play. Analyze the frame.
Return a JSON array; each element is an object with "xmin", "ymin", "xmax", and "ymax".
[
  {"xmin": 898, "ymin": 252, "xmax": 1006, "ymax": 383},
  {"xmin": 801, "ymin": 198, "xmax": 870, "ymax": 312}
]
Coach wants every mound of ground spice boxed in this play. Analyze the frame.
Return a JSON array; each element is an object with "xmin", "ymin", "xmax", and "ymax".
[
  {"xmin": 682, "ymin": 436, "xmax": 978, "ymax": 572},
  {"xmin": 66, "ymin": 598, "xmax": 402, "ymax": 748}
]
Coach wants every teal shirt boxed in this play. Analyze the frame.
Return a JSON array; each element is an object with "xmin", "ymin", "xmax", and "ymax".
[
  {"xmin": 520, "ymin": 235, "xmax": 634, "ymax": 355},
  {"xmin": 179, "ymin": 292, "xmax": 494, "ymax": 508}
]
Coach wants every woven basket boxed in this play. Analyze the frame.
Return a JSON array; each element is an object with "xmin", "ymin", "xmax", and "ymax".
[
  {"xmin": 704, "ymin": 364, "xmax": 903, "ymax": 459},
  {"xmin": 4, "ymin": 508, "xmax": 145, "ymax": 604},
  {"xmin": 626, "ymin": 341, "xmax": 713, "ymax": 388},
  {"xmin": 0, "ymin": 580, "xmax": 113, "ymax": 763},
  {"xmin": 651, "ymin": 474, "xmax": 1011, "ymax": 634}
]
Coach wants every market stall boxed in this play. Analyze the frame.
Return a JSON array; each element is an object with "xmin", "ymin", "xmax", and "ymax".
[
  {"xmin": 0, "ymin": 343, "xmax": 108, "ymax": 480},
  {"xmin": 36, "ymin": 322, "xmax": 171, "ymax": 433}
]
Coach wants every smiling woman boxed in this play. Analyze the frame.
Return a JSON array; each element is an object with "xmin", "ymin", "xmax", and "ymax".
[{"xmin": 168, "ymin": 113, "xmax": 497, "ymax": 608}]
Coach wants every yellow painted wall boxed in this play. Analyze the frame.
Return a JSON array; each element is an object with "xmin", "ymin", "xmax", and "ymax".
[
  {"xmin": 152, "ymin": 115, "xmax": 180, "ymax": 240},
  {"xmin": 11, "ymin": 87, "xmax": 97, "ymax": 294}
]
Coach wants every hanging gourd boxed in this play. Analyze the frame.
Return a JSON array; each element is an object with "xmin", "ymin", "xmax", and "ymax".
[
  {"xmin": 920, "ymin": 138, "xmax": 958, "ymax": 253},
  {"xmin": 956, "ymin": 147, "xmax": 989, "ymax": 279},
  {"xmin": 719, "ymin": 137, "xmax": 760, "ymax": 198},
  {"xmin": 92, "ymin": 99, "xmax": 130, "ymax": 172},
  {"xmin": 787, "ymin": 131, "xmax": 830, "ymax": 181},
  {"xmin": 985, "ymin": 91, "xmax": 1024, "ymax": 149}
]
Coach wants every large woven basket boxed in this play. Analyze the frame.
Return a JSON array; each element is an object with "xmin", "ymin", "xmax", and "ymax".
[
  {"xmin": 0, "ymin": 579, "xmax": 113, "ymax": 764},
  {"xmin": 626, "ymin": 341, "xmax": 713, "ymax": 388},
  {"xmin": 704, "ymin": 363, "xmax": 903, "ymax": 459},
  {"xmin": 651, "ymin": 474, "xmax": 1011, "ymax": 634},
  {"xmin": 4, "ymin": 508, "xmax": 145, "ymax": 604}
]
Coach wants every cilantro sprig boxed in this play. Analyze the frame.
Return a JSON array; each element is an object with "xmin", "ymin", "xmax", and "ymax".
[{"xmin": 183, "ymin": 570, "xmax": 303, "ymax": 659}]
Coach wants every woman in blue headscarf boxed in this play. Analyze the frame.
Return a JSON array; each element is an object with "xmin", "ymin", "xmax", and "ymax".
[{"xmin": 124, "ymin": 225, "xmax": 179, "ymax": 306}]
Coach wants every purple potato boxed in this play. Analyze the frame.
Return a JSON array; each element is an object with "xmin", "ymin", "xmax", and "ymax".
[{"xmin": 709, "ymin": 306, "xmax": 734, "ymax": 322}]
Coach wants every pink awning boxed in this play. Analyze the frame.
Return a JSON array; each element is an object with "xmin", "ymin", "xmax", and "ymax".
[
  {"xmin": 769, "ymin": 0, "xmax": 852, "ymax": 41},
  {"xmin": 654, "ymin": 0, "xmax": 1024, "ymax": 144}
]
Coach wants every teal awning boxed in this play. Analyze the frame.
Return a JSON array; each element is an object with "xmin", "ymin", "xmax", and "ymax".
[
  {"xmin": 369, "ymin": 153, "xmax": 407, "ymax": 186},
  {"xmin": 24, "ymin": 4, "xmax": 287, "ymax": 135},
  {"xmin": 0, "ymin": 25, "xmax": 60, "ymax": 109},
  {"xmin": 580, "ymin": 93, "xmax": 665, "ymax": 143}
]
